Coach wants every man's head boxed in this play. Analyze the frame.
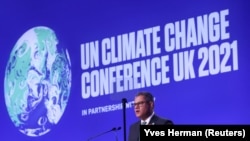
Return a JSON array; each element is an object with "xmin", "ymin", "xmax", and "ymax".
[{"xmin": 133, "ymin": 91, "xmax": 154, "ymax": 120}]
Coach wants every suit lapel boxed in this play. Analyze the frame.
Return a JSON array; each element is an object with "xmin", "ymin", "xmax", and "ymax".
[{"xmin": 148, "ymin": 114, "xmax": 158, "ymax": 125}]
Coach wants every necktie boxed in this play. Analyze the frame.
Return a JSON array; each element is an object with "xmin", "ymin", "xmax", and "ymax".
[{"xmin": 141, "ymin": 121, "xmax": 147, "ymax": 125}]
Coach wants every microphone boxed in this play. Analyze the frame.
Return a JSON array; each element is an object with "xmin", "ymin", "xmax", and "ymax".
[
  {"xmin": 87, "ymin": 127, "xmax": 121, "ymax": 141},
  {"xmin": 113, "ymin": 127, "xmax": 121, "ymax": 141},
  {"xmin": 116, "ymin": 127, "xmax": 121, "ymax": 130},
  {"xmin": 121, "ymin": 98, "xmax": 127, "ymax": 141},
  {"xmin": 122, "ymin": 98, "xmax": 127, "ymax": 104}
]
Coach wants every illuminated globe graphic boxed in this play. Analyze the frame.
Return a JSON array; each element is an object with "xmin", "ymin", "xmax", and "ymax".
[{"xmin": 4, "ymin": 26, "xmax": 72, "ymax": 137}]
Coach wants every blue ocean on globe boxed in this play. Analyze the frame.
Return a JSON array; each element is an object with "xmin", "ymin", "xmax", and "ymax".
[{"xmin": 4, "ymin": 26, "xmax": 72, "ymax": 137}]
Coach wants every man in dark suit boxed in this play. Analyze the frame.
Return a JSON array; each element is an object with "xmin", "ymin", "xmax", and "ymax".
[{"xmin": 128, "ymin": 91, "xmax": 173, "ymax": 141}]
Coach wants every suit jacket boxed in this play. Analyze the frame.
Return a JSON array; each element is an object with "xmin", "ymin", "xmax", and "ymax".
[{"xmin": 128, "ymin": 114, "xmax": 173, "ymax": 141}]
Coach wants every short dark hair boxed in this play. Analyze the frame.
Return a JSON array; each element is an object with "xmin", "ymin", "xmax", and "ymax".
[{"xmin": 136, "ymin": 91, "xmax": 154, "ymax": 103}]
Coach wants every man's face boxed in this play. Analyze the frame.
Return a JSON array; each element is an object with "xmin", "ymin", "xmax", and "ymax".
[{"xmin": 133, "ymin": 95, "xmax": 152, "ymax": 120}]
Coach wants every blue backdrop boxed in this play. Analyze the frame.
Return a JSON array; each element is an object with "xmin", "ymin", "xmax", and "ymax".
[{"xmin": 0, "ymin": 0, "xmax": 249, "ymax": 141}]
